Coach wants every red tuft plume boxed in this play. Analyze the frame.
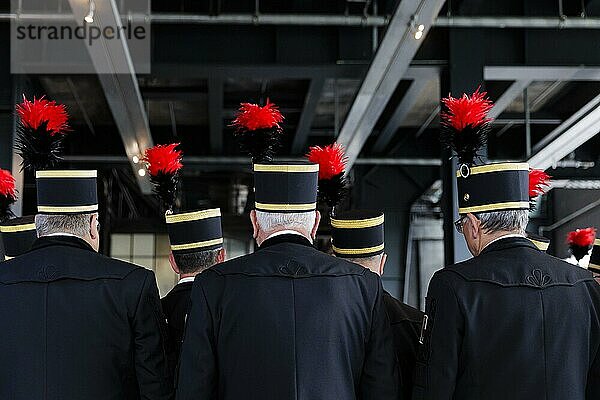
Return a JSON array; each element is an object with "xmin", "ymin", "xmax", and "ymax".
[
  {"xmin": 567, "ymin": 227, "xmax": 597, "ymax": 248},
  {"xmin": 231, "ymin": 99, "xmax": 284, "ymax": 132},
  {"xmin": 441, "ymin": 88, "xmax": 493, "ymax": 131},
  {"xmin": 0, "ymin": 169, "xmax": 16, "ymax": 199},
  {"xmin": 307, "ymin": 143, "xmax": 347, "ymax": 180},
  {"xmin": 529, "ymin": 169, "xmax": 551, "ymax": 198},
  {"xmin": 16, "ymin": 95, "xmax": 69, "ymax": 135},
  {"xmin": 143, "ymin": 143, "xmax": 183, "ymax": 177},
  {"xmin": 0, "ymin": 168, "xmax": 17, "ymax": 222}
]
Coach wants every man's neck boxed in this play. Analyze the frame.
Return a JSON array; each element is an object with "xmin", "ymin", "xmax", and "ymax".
[
  {"xmin": 481, "ymin": 232, "xmax": 524, "ymax": 251},
  {"xmin": 259, "ymin": 229, "xmax": 313, "ymax": 246}
]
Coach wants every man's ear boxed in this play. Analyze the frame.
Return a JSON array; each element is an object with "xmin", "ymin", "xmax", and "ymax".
[
  {"xmin": 168, "ymin": 252, "xmax": 180, "ymax": 274},
  {"xmin": 311, "ymin": 210, "xmax": 321, "ymax": 240},
  {"xmin": 379, "ymin": 253, "xmax": 387, "ymax": 276},
  {"xmin": 250, "ymin": 210, "xmax": 259, "ymax": 239},
  {"xmin": 217, "ymin": 247, "xmax": 226, "ymax": 263},
  {"xmin": 466, "ymin": 213, "xmax": 480, "ymax": 240},
  {"xmin": 89, "ymin": 213, "xmax": 99, "ymax": 241}
]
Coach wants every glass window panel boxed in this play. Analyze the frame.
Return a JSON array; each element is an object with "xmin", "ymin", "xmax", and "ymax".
[
  {"xmin": 133, "ymin": 234, "xmax": 155, "ymax": 257},
  {"xmin": 110, "ymin": 234, "xmax": 131, "ymax": 258}
]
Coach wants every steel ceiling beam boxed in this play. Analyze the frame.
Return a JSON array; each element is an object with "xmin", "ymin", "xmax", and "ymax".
[
  {"xmin": 372, "ymin": 79, "xmax": 429, "ymax": 153},
  {"xmin": 291, "ymin": 77, "xmax": 325, "ymax": 154},
  {"xmin": 435, "ymin": 16, "xmax": 600, "ymax": 29},
  {"xmin": 528, "ymin": 93, "xmax": 600, "ymax": 170},
  {"xmin": 487, "ymin": 80, "xmax": 531, "ymax": 119},
  {"xmin": 485, "ymin": 66, "xmax": 600, "ymax": 81},
  {"xmin": 337, "ymin": 0, "xmax": 446, "ymax": 169},
  {"xmin": 67, "ymin": 0, "xmax": 153, "ymax": 193}
]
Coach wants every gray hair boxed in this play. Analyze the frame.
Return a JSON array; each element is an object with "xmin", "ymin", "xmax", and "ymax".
[
  {"xmin": 35, "ymin": 213, "xmax": 96, "ymax": 238},
  {"xmin": 476, "ymin": 209, "xmax": 529, "ymax": 234},
  {"xmin": 173, "ymin": 248, "xmax": 222, "ymax": 274},
  {"xmin": 255, "ymin": 211, "xmax": 316, "ymax": 234}
]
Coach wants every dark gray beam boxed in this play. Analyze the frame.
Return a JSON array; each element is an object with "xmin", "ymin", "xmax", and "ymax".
[
  {"xmin": 435, "ymin": 16, "xmax": 600, "ymax": 29},
  {"xmin": 208, "ymin": 78, "xmax": 224, "ymax": 154},
  {"xmin": 67, "ymin": 0, "xmax": 153, "ymax": 193},
  {"xmin": 372, "ymin": 79, "xmax": 429, "ymax": 153},
  {"xmin": 291, "ymin": 77, "xmax": 325, "ymax": 154},
  {"xmin": 487, "ymin": 80, "xmax": 531, "ymax": 119},
  {"xmin": 485, "ymin": 66, "xmax": 600, "ymax": 81},
  {"xmin": 337, "ymin": 0, "xmax": 446, "ymax": 169}
]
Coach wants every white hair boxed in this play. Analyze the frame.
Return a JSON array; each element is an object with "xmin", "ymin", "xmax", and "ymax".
[
  {"xmin": 35, "ymin": 213, "xmax": 96, "ymax": 238},
  {"xmin": 476, "ymin": 209, "xmax": 529, "ymax": 234},
  {"xmin": 255, "ymin": 211, "xmax": 316, "ymax": 235}
]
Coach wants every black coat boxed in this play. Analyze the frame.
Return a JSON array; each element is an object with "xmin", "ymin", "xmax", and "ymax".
[
  {"xmin": 413, "ymin": 236, "xmax": 600, "ymax": 400},
  {"xmin": 176, "ymin": 234, "xmax": 399, "ymax": 400},
  {"xmin": 383, "ymin": 291, "xmax": 423, "ymax": 399},
  {"xmin": 162, "ymin": 281, "xmax": 194, "ymax": 363},
  {"xmin": 0, "ymin": 236, "xmax": 174, "ymax": 400}
]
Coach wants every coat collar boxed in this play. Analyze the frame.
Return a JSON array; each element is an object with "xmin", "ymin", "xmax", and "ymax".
[
  {"xmin": 479, "ymin": 235, "xmax": 537, "ymax": 256},
  {"xmin": 258, "ymin": 233, "xmax": 314, "ymax": 251},
  {"xmin": 31, "ymin": 235, "xmax": 95, "ymax": 254}
]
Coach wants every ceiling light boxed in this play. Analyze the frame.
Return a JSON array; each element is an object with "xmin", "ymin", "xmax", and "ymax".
[
  {"xmin": 84, "ymin": 0, "xmax": 95, "ymax": 24},
  {"xmin": 132, "ymin": 155, "xmax": 139, "ymax": 164},
  {"xmin": 138, "ymin": 168, "xmax": 146, "ymax": 177},
  {"xmin": 414, "ymin": 30, "xmax": 423, "ymax": 40}
]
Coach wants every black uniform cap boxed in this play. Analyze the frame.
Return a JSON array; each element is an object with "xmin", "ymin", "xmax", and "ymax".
[
  {"xmin": 166, "ymin": 208, "xmax": 223, "ymax": 254},
  {"xmin": 253, "ymin": 162, "xmax": 319, "ymax": 213},
  {"xmin": 36, "ymin": 170, "xmax": 98, "ymax": 214},
  {"xmin": 456, "ymin": 162, "xmax": 530, "ymax": 215},
  {"xmin": 589, "ymin": 239, "xmax": 600, "ymax": 273},
  {"xmin": 330, "ymin": 210, "xmax": 384, "ymax": 258},
  {"xmin": 526, "ymin": 232, "xmax": 550, "ymax": 252},
  {"xmin": 0, "ymin": 215, "xmax": 37, "ymax": 260}
]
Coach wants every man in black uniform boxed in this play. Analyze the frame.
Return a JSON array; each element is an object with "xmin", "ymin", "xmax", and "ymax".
[
  {"xmin": 413, "ymin": 161, "xmax": 600, "ymax": 400},
  {"xmin": 526, "ymin": 231, "xmax": 550, "ymax": 253},
  {"xmin": 162, "ymin": 208, "xmax": 225, "ymax": 360},
  {"xmin": 0, "ymin": 170, "xmax": 173, "ymax": 399},
  {"xmin": 590, "ymin": 238, "xmax": 600, "ymax": 284},
  {"xmin": 330, "ymin": 209, "xmax": 424, "ymax": 398},
  {"xmin": 177, "ymin": 162, "xmax": 398, "ymax": 400},
  {"xmin": 0, "ymin": 215, "xmax": 37, "ymax": 261}
]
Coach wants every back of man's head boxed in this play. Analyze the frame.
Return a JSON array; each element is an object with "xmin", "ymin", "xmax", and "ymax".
[
  {"xmin": 35, "ymin": 213, "xmax": 100, "ymax": 252},
  {"xmin": 251, "ymin": 210, "xmax": 320, "ymax": 245},
  {"xmin": 476, "ymin": 209, "xmax": 528, "ymax": 235},
  {"xmin": 345, "ymin": 254, "xmax": 385, "ymax": 276},
  {"xmin": 173, "ymin": 247, "xmax": 223, "ymax": 275}
]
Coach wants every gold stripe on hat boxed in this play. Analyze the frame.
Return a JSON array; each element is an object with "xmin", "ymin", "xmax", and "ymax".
[
  {"xmin": 595, "ymin": 239, "xmax": 600, "ymax": 246},
  {"xmin": 529, "ymin": 239, "xmax": 550, "ymax": 251},
  {"xmin": 253, "ymin": 164, "xmax": 319, "ymax": 173},
  {"xmin": 456, "ymin": 162, "xmax": 529, "ymax": 178},
  {"xmin": 166, "ymin": 208, "xmax": 221, "ymax": 224},
  {"xmin": 332, "ymin": 243, "xmax": 385, "ymax": 256},
  {"xmin": 0, "ymin": 223, "xmax": 36, "ymax": 233},
  {"xmin": 38, "ymin": 204, "xmax": 99, "ymax": 213},
  {"xmin": 171, "ymin": 238, "xmax": 224, "ymax": 251},
  {"xmin": 331, "ymin": 215, "xmax": 384, "ymax": 229},
  {"xmin": 3, "ymin": 255, "xmax": 14, "ymax": 260},
  {"xmin": 36, "ymin": 170, "xmax": 97, "ymax": 179},
  {"xmin": 255, "ymin": 202, "xmax": 317, "ymax": 211},
  {"xmin": 459, "ymin": 201, "xmax": 530, "ymax": 214},
  {"xmin": 589, "ymin": 263, "xmax": 600, "ymax": 272}
]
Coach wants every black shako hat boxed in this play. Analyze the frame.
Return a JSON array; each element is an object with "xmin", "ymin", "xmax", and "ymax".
[
  {"xmin": 166, "ymin": 208, "xmax": 223, "ymax": 254},
  {"xmin": 457, "ymin": 162, "xmax": 530, "ymax": 215},
  {"xmin": 526, "ymin": 232, "xmax": 550, "ymax": 253},
  {"xmin": 253, "ymin": 162, "xmax": 319, "ymax": 213},
  {"xmin": 589, "ymin": 239, "xmax": 600, "ymax": 273},
  {"xmin": 330, "ymin": 210, "xmax": 384, "ymax": 258},
  {"xmin": 36, "ymin": 170, "xmax": 98, "ymax": 214},
  {"xmin": 0, "ymin": 215, "xmax": 37, "ymax": 260}
]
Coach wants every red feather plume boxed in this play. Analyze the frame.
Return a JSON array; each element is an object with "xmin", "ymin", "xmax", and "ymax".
[
  {"xmin": 143, "ymin": 143, "xmax": 183, "ymax": 212},
  {"xmin": 441, "ymin": 88, "xmax": 493, "ymax": 131},
  {"xmin": 529, "ymin": 169, "xmax": 551, "ymax": 198},
  {"xmin": 16, "ymin": 95, "xmax": 69, "ymax": 135},
  {"xmin": 307, "ymin": 143, "xmax": 347, "ymax": 180},
  {"xmin": 0, "ymin": 168, "xmax": 17, "ymax": 222},
  {"xmin": 567, "ymin": 227, "xmax": 597, "ymax": 248},
  {"xmin": 231, "ymin": 100, "xmax": 284, "ymax": 132},
  {"xmin": 144, "ymin": 143, "xmax": 183, "ymax": 177},
  {"xmin": 0, "ymin": 169, "xmax": 16, "ymax": 199}
]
